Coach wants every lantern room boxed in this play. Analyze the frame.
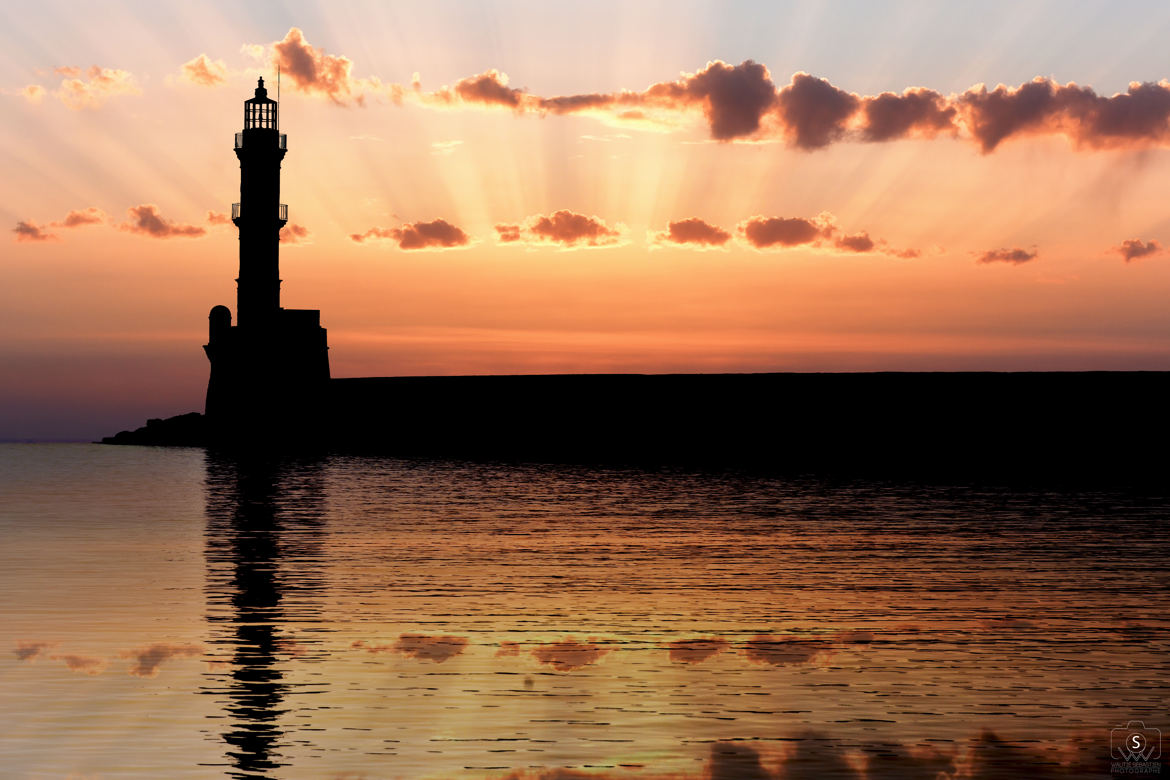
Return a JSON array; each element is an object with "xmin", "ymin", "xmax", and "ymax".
[{"xmin": 244, "ymin": 77, "xmax": 278, "ymax": 130}]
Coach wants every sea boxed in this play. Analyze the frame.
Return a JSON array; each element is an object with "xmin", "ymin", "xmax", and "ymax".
[{"xmin": 1, "ymin": 442, "xmax": 1166, "ymax": 779}]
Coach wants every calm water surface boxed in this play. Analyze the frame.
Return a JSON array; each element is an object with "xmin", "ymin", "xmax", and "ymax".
[{"xmin": 1, "ymin": 443, "xmax": 1167, "ymax": 779}]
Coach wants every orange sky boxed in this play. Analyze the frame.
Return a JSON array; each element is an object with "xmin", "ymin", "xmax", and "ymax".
[{"xmin": 4, "ymin": 2, "xmax": 1170, "ymax": 438}]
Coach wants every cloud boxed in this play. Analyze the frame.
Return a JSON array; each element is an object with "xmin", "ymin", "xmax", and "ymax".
[
  {"xmin": 497, "ymin": 210, "xmax": 623, "ymax": 248},
  {"xmin": 531, "ymin": 637, "xmax": 611, "ymax": 671},
  {"xmin": 775, "ymin": 72, "xmax": 860, "ymax": 149},
  {"xmin": 120, "ymin": 204, "xmax": 206, "ymax": 238},
  {"xmin": 741, "ymin": 635, "xmax": 833, "ymax": 666},
  {"xmin": 653, "ymin": 218, "xmax": 732, "ymax": 248},
  {"xmin": 495, "ymin": 223, "xmax": 522, "ymax": 243},
  {"xmin": 20, "ymin": 84, "xmax": 45, "ymax": 103},
  {"xmin": 207, "ymin": 210, "xmax": 231, "ymax": 225},
  {"xmin": 431, "ymin": 139, "xmax": 464, "ymax": 155},
  {"xmin": 397, "ymin": 62, "xmax": 1170, "ymax": 152},
  {"xmin": 41, "ymin": 65, "xmax": 141, "ymax": 109},
  {"xmin": 977, "ymin": 247, "xmax": 1037, "ymax": 265},
  {"xmin": 454, "ymin": 69, "xmax": 525, "ymax": 108},
  {"xmin": 181, "ymin": 54, "xmax": 228, "ymax": 87},
  {"xmin": 279, "ymin": 223, "xmax": 311, "ymax": 244},
  {"xmin": 14, "ymin": 641, "xmax": 55, "ymax": 661},
  {"xmin": 391, "ymin": 634, "xmax": 468, "ymax": 663},
  {"xmin": 59, "ymin": 207, "xmax": 105, "ymax": 227},
  {"xmin": 1115, "ymin": 238, "xmax": 1160, "ymax": 262},
  {"xmin": 958, "ymin": 77, "xmax": 1170, "ymax": 152},
  {"xmin": 860, "ymin": 87, "xmax": 957, "ymax": 142},
  {"xmin": 666, "ymin": 59, "xmax": 778, "ymax": 140},
  {"xmin": 120, "ymin": 642, "xmax": 202, "ymax": 677},
  {"xmin": 834, "ymin": 232, "xmax": 876, "ymax": 252},
  {"xmin": 52, "ymin": 653, "xmax": 106, "ymax": 675},
  {"xmin": 13, "ymin": 221, "xmax": 57, "ymax": 242},
  {"xmin": 12, "ymin": 207, "xmax": 107, "ymax": 243},
  {"xmin": 350, "ymin": 218, "xmax": 470, "ymax": 250},
  {"xmin": 739, "ymin": 214, "xmax": 833, "ymax": 249},
  {"xmin": 666, "ymin": 637, "xmax": 729, "ymax": 663},
  {"xmin": 270, "ymin": 27, "xmax": 377, "ymax": 105}
]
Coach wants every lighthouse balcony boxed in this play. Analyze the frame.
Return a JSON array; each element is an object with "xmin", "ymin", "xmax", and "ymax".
[
  {"xmin": 231, "ymin": 202, "xmax": 289, "ymax": 226},
  {"xmin": 234, "ymin": 132, "xmax": 287, "ymax": 150}
]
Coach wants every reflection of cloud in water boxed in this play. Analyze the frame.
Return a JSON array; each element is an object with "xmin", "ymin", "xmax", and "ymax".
[
  {"xmin": 52, "ymin": 653, "xmax": 106, "ymax": 674},
  {"xmin": 13, "ymin": 641, "xmax": 55, "ymax": 661},
  {"xmin": 496, "ymin": 640, "xmax": 522, "ymax": 657},
  {"xmin": 353, "ymin": 634, "xmax": 469, "ymax": 663},
  {"xmin": 121, "ymin": 642, "xmax": 202, "ymax": 677},
  {"xmin": 741, "ymin": 635, "xmax": 833, "ymax": 666},
  {"xmin": 835, "ymin": 629, "xmax": 875, "ymax": 644},
  {"xmin": 482, "ymin": 730, "xmax": 1109, "ymax": 779},
  {"xmin": 667, "ymin": 637, "xmax": 729, "ymax": 663},
  {"xmin": 531, "ymin": 637, "xmax": 610, "ymax": 671}
]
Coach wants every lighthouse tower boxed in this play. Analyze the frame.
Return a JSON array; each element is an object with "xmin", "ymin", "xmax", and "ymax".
[
  {"xmin": 233, "ymin": 76, "xmax": 285, "ymax": 327},
  {"xmin": 204, "ymin": 78, "xmax": 329, "ymax": 443}
]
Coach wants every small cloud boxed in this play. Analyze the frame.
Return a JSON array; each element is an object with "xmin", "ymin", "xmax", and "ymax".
[
  {"xmin": 52, "ymin": 654, "xmax": 106, "ymax": 675},
  {"xmin": 350, "ymin": 218, "xmax": 469, "ymax": 250},
  {"xmin": 739, "ymin": 213, "xmax": 834, "ymax": 249},
  {"xmin": 453, "ymin": 69, "xmax": 525, "ymax": 108},
  {"xmin": 120, "ymin": 642, "xmax": 202, "ymax": 677},
  {"xmin": 13, "ymin": 220, "xmax": 57, "ymax": 242},
  {"xmin": 860, "ymin": 87, "xmax": 957, "ymax": 142},
  {"xmin": 392, "ymin": 634, "xmax": 468, "ymax": 663},
  {"xmin": 666, "ymin": 637, "xmax": 729, "ymax": 663},
  {"xmin": 834, "ymin": 232, "xmax": 875, "ymax": 252},
  {"xmin": 1115, "ymin": 238, "xmax": 1160, "ymax": 262},
  {"xmin": 494, "ymin": 223, "xmax": 521, "ymax": 243},
  {"xmin": 120, "ymin": 204, "xmax": 206, "ymax": 238},
  {"xmin": 14, "ymin": 641, "xmax": 55, "ymax": 661},
  {"xmin": 977, "ymin": 247, "xmax": 1037, "ymax": 265},
  {"xmin": 889, "ymin": 246, "xmax": 922, "ymax": 259},
  {"xmin": 206, "ymin": 210, "xmax": 231, "ymax": 225},
  {"xmin": 20, "ymin": 84, "xmax": 45, "ymax": 103},
  {"xmin": 58, "ymin": 207, "xmax": 105, "ymax": 227},
  {"xmin": 741, "ymin": 634, "xmax": 833, "ymax": 666},
  {"xmin": 180, "ymin": 54, "xmax": 228, "ymax": 87},
  {"xmin": 652, "ymin": 217, "xmax": 732, "ymax": 248},
  {"xmin": 52, "ymin": 65, "xmax": 141, "ymax": 110},
  {"xmin": 531, "ymin": 637, "xmax": 610, "ymax": 671},
  {"xmin": 279, "ymin": 222, "xmax": 311, "ymax": 244},
  {"xmin": 499, "ymin": 209, "xmax": 624, "ymax": 248},
  {"xmin": 430, "ymin": 139, "xmax": 464, "ymax": 156},
  {"xmin": 240, "ymin": 43, "xmax": 266, "ymax": 63}
]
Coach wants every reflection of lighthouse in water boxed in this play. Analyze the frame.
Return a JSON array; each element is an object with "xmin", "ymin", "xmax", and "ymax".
[
  {"xmin": 201, "ymin": 454, "xmax": 328, "ymax": 777},
  {"xmin": 203, "ymin": 78, "xmax": 329, "ymax": 443}
]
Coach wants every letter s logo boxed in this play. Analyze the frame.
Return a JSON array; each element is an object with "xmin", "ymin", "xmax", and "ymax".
[{"xmin": 1131, "ymin": 734, "xmax": 1144, "ymax": 751}]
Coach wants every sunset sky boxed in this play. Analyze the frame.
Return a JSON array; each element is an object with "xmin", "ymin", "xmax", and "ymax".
[{"xmin": 5, "ymin": 0, "xmax": 1170, "ymax": 438}]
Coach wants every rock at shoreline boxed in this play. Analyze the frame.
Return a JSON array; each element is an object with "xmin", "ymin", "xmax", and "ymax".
[{"xmin": 101, "ymin": 412, "xmax": 206, "ymax": 447}]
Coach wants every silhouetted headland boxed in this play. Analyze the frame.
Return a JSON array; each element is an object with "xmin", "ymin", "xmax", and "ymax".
[{"xmin": 102, "ymin": 80, "xmax": 1170, "ymax": 483}]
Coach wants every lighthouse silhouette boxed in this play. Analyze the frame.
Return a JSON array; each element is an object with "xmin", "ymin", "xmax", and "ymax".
[{"xmin": 203, "ymin": 77, "xmax": 330, "ymax": 443}]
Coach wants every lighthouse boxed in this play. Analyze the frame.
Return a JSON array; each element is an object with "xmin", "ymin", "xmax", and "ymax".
[{"xmin": 203, "ymin": 78, "xmax": 329, "ymax": 444}]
